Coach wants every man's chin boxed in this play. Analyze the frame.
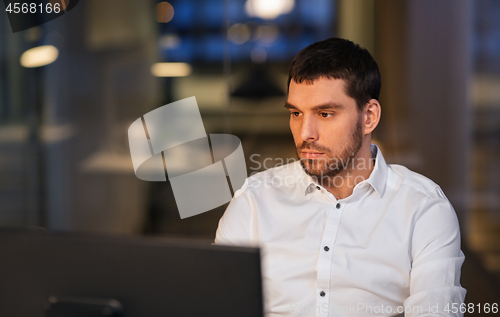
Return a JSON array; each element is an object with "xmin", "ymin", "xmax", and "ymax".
[
  {"xmin": 300, "ymin": 160, "xmax": 344, "ymax": 179},
  {"xmin": 303, "ymin": 169, "xmax": 323, "ymax": 178},
  {"xmin": 300, "ymin": 162, "xmax": 332, "ymax": 178}
]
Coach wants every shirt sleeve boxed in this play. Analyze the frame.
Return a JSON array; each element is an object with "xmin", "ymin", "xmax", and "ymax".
[
  {"xmin": 214, "ymin": 180, "xmax": 258, "ymax": 247},
  {"xmin": 404, "ymin": 187, "xmax": 467, "ymax": 316}
]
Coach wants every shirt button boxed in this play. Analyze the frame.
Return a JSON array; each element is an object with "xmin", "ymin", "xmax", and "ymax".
[
  {"xmin": 320, "ymin": 291, "xmax": 326, "ymax": 297},
  {"xmin": 336, "ymin": 203, "xmax": 341, "ymax": 209},
  {"xmin": 316, "ymin": 186, "xmax": 321, "ymax": 190},
  {"xmin": 324, "ymin": 246, "xmax": 330, "ymax": 252}
]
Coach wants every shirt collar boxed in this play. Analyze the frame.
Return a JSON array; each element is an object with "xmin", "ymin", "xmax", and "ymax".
[
  {"xmin": 365, "ymin": 143, "xmax": 387, "ymax": 197},
  {"xmin": 300, "ymin": 143, "xmax": 388, "ymax": 198}
]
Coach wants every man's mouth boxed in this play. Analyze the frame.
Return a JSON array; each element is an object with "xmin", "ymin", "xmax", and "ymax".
[{"xmin": 301, "ymin": 151, "xmax": 324, "ymax": 159}]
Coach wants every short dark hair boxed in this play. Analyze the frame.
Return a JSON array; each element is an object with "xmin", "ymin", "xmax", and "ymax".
[{"xmin": 287, "ymin": 37, "xmax": 381, "ymax": 111}]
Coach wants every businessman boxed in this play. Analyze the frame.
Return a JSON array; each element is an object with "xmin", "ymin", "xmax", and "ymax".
[{"xmin": 215, "ymin": 38, "xmax": 466, "ymax": 317}]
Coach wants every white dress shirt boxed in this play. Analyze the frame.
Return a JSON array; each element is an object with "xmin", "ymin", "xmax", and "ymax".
[{"xmin": 215, "ymin": 144, "xmax": 466, "ymax": 317}]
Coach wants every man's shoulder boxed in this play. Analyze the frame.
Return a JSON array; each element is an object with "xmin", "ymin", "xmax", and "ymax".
[{"xmin": 387, "ymin": 163, "xmax": 446, "ymax": 200}]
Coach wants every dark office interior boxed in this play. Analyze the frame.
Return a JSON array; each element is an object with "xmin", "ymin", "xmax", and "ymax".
[{"xmin": 0, "ymin": 0, "xmax": 499, "ymax": 315}]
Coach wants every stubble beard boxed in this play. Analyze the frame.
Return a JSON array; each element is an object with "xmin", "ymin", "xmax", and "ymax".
[{"xmin": 298, "ymin": 117, "xmax": 364, "ymax": 180}]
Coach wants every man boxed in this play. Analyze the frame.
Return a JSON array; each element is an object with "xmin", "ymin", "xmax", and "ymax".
[{"xmin": 215, "ymin": 38, "xmax": 466, "ymax": 317}]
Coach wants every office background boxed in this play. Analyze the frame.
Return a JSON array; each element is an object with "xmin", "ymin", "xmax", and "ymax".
[{"xmin": 0, "ymin": 0, "xmax": 499, "ymax": 312}]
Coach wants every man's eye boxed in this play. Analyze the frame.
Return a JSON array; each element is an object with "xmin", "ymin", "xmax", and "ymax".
[
  {"xmin": 320, "ymin": 112, "xmax": 333, "ymax": 118},
  {"xmin": 291, "ymin": 112, "xmax": 301, "ymax": 117}
]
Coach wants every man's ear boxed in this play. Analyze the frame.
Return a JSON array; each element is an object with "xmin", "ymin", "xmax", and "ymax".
[{"xmin": 363, "ymin": 99, "xmax": 381, "ymax": 135}]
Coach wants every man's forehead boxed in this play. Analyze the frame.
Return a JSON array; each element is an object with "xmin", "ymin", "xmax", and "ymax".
[
  {"xmin": 287, "ymin": 77, "xmax": 354, "ymax": 109},
  {"xmin": 289, "ymin": 76, "xmax": 347, "ymax": 88}
]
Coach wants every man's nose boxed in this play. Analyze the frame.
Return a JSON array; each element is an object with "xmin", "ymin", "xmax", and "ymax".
[{"xmin": 300, "ymin": 115, "xmax": 319, "ymax": 142}]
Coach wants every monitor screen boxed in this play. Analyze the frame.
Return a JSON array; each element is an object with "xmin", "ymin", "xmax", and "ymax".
[{"xmin": 0, "ymin": 228, "xmax": 263, "ymax": 317}]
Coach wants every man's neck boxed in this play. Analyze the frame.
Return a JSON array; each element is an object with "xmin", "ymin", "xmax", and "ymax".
[{"xmin": 322, "ymin": 145, "xmax": 375, "ymax": 200}]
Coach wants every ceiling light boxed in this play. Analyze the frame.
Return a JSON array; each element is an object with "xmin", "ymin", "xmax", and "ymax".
[
  {"xmin": 20, "ymin": 45, "xmax": 59, "ymax": 68},
  {"xmin": 151, "ymin": 62, "xmax": 192, "ymax": 77},
  {"xmin": 245, "ymin": 0, "xmax": 294, "ymax": 20}
]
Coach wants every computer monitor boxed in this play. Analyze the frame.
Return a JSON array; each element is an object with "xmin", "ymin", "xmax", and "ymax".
[{"xmin": 0, "ymin": 228, "xmax": 263, "ymax": 317}]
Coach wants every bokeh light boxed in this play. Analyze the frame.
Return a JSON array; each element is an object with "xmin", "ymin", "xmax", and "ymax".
[
  {"xmin": 255, "ymin": 23, "xmax": 280, "ymax": 44},
  {"xmin": 251, "ymin": 47, "xmax": 267, "ymax": 63},
  {"xmin": 156, "ymin": 2, "xmax": 175, "ymax": 23},
  {"xmin": 245, "ymin": 0, "xmax": 295, "ymax": 20},
  {"xmin": 20, "ymin": 45, "xmax": 59, "ymax": 68},
  {"xmin": 227, "ymin": 23, "xmax": 251, "ymax": 45},
  {"xmin": 151, "ymin": 62, "xmax": 192, "ymax": 77}
]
